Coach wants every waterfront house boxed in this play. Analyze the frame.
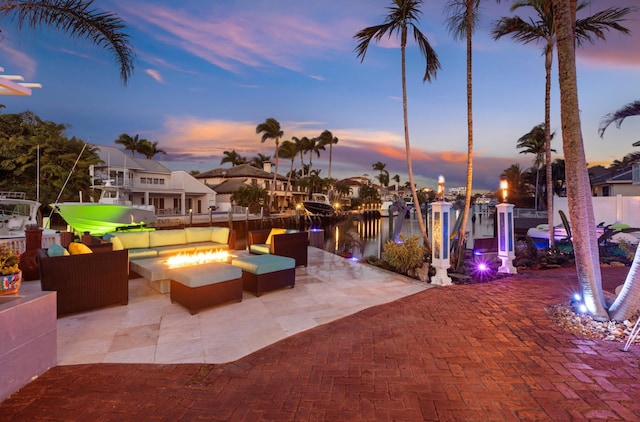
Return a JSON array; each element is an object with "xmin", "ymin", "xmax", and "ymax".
[
  {"xmin": 94, "ymin": 146, "xmax": 216, "ymax": 216},
  {"xmin": 195, "ymin": 163, "xmax": 302, "ymax": 211}
]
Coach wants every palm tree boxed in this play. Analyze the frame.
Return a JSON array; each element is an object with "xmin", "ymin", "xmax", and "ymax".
[
  {"xmin": 354, "ymin": 0, "xmax": 440, "ymax": 244},
  {"xmin": 550, "ymin": 0, "xmax": 635, "ymax": 321},
  {"xmin": 256, "ymin": 118, "xmax": 282, "ymax": 210},
  {"xmin": 305, "ymin": 137, "xmax": 325, "ymax": 176},
  {"xmin": 249, "ymin": 153, "xmax": 271, "ymax": 169},
  {"xmin": 599, "ymin": 101, "xmax": 640, "ymax": 138},
  {"xmin": 517, "ymin": 123, "xmax": 555, "ymax": 210},
  {"xmin": 115, "ymin": 133, "xmax": 143, "ymax": 157},
  {"xmin": 317, "ymin": 130, "xmax": 339, "ymax": 180},
  {"xmin": 493, "ymin": 0, "xmax": 632, "ymax": 247},
  {"xmin": 372, "ymin": 161, "xmax": 387, "ymax": 183},
  {"xmin": 137, "ymin": 140, "xmax": 166, "ymax": 159},
  {"xmin": 220, "ymin": 150, "xmax": 246, "ymax": 167},
  {"xmin": 445, "ymin": 0, "xmax": 480, "ymax": 267},
  {"xmin": 0, "ymin": 0, "xmax": 135, "ymax": 84},
  {"xmin": 597, "ymin": 100, "xmax": 640, "ymax": 321},
  {"xmin": 277, "ymin": 139, "xmax": 299, "ymax": 212},
  {"xmin": 291, "ymin": 136, "xmax": 310, "ymax": 177},
  {"xmin": 608, "ymin": 152, "xmax": 640, "ymax": 174}
]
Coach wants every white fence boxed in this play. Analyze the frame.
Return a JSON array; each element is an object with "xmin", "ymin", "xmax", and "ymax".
[{"xmin": 554, "ymin": 195, "xmax": 640, "ymax": 228}]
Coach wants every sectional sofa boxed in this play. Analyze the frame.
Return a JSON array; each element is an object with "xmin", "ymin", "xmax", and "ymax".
[
  {"xmin": 105, "ymin": 226, "xmax": 235, "ymax": 260},
  {"xmin": 37, "ymin": 247, "xmax": 129, "ymax": 316}
]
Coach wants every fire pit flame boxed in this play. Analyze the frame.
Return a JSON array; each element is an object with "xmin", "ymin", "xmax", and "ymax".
[{"xmin": 166, "ymin": 250, "xmax": 231, "ymax": 268}]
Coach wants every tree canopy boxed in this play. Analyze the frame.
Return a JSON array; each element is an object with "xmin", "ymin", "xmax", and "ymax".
[{"xmin": 0, "ymin": 111, "xmax": 100, "ymax": 210}]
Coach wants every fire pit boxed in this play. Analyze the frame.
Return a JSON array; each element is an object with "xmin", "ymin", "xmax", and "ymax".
[{"xmin": 166, "ymin": 249, "xmax": 233, "ymax": 268}]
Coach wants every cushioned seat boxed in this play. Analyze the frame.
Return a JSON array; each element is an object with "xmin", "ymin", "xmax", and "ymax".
[
  {"xmin": 232, "ymin": 255, "xmax": 295, "ymax": 296},
  {"xmin": 169, "ymin": 263, "xmax": 243, "ymax": 315},
  {"xmin": 247, "ymin": 229, "xmax": 308, "ymax": 267}
]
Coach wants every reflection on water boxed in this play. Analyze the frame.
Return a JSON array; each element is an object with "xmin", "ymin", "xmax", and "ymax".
[{"xmin": 322, "ymin": 209, "xmax": 496, "ymax": 260}]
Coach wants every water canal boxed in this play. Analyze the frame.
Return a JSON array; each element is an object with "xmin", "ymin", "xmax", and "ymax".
[{"xmin": 318, "ymin": 209, "xmax": 497, "ymax": 260}]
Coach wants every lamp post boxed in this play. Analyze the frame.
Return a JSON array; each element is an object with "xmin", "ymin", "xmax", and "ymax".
[
  {"xmin": 430, "ymin": 175, "xmax": 452, "ymax": 285},
  {"xmin": 496, "ymin": 179, "xmax": 517, "ymax": 274}
]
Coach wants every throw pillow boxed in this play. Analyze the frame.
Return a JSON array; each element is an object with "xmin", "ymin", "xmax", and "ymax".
[
  {"xmin": 48, "ymin": 244, "xmax": 70, "ymax": 257},
  {"xmin": 266, "ymin": 228, "xmax": 287, "ymax": 245},
  {"xmin": 109, "ymin": 235, "xmax": 124, "ymax": 251},
  {"xmin": 68, "ymin": 242, "xmax": 93, "ymax": 255}
]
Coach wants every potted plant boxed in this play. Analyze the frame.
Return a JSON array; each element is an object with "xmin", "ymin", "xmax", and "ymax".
[{"xmin": 1, "ymin": 246, "xmax": 22, "ymax": 295}]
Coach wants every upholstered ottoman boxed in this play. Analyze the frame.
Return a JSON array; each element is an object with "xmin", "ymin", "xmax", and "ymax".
[
  {"xmin": 231, "ymin": 255, "xmax": 296, "ymax": 296},
  {"xmin": 169, "ymin": 263, "xmax": 243, "ymax": 314}
]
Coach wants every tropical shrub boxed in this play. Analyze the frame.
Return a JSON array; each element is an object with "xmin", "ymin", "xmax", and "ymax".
[{"xmin": 380, "ymin": 234, "xmax": 428, "ymax": 275}]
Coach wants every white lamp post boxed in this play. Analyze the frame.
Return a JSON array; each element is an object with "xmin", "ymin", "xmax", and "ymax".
[
  {"xmin": 496, "ymin": 179, "xmax": 517, "ymax": 274},
  {"xmin": 430, "ymin": 175, "xmax": 452, "ymax": 286}
]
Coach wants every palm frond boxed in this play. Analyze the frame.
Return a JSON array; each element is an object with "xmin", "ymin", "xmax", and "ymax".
[
  {"xmin": 599, "ymin": 101, "xmax": 640, "ymax": 137},
  {"xmin": 444, "ymin": 0, "xmax": 481, "ymax": 41},
  {"xmin": 575, "ymin": 7, "xmax": 633, "ymax": 46},
  {"xmin": 0, "ymin": 0, "xmax": 135, "ymax": 84}
]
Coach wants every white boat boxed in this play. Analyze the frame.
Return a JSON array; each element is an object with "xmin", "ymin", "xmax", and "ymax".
[
  {"xmin": 0, "ymin": 192, "xmax": 41, "ymax": 237},
  {"xmin": 1, "ymin": 191, "xmax": 61, "ymax": 253},
  {"xmin": 379, "ymin": 201, "xmax": 399, "ymax": 217},
  {"xmin": 302, "ymin": 193, "xmax": 335, "ymax": 217},
  {"xmin": 52, "ymin": 180, "xmax": 156, "ymax": 235}
]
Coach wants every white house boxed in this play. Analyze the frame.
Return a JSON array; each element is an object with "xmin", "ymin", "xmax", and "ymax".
[{"xmin": 93, "ymin": 146, "xmax": 216, "ymax": 215}]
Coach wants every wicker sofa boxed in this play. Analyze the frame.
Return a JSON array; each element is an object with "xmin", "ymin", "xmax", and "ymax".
[
  {"xmin": 37, "ymin": 248, "xmax": 129, "ymax": 316},
  {"xmin": 104, "ymin": 226, "xmax": 236, "ymax": 260},
  {"xmin": 247, "ymin": 229, "xmax": 308, "ymax": 267}
]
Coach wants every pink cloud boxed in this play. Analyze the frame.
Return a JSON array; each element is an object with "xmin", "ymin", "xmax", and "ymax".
[{"xmin": 145, "ymin": 69, "xmax": 164, "ymax": 83}]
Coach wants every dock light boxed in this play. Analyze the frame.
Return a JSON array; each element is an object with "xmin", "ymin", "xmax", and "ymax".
[
  {"xmin": 437, "ymin": 175, "xmax": 445, "ymax": 201},
  {"xmin": 500, "ymin": 179, "xmax": 508, "ymax": 203}
]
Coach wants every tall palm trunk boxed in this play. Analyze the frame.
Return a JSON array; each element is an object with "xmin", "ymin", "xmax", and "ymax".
[
  {"xmin": 552, "ymin": 0, "xmax": 607, "ymax": 320},
  {"xmin": 400, "ymin": 28, "xmax": 428, "ymax": 244},
  {"xmin": 328, "ymin": 143, "xmax": 333, "ymax": 180},
  {"xmin": 535, "ymin": 167, "xmax": 540, "ymax": 210},
  {"xmin": 280, "ymin": 157, "xmax": 295, "ymax": 213},
  {"xmin": 271, "ymin": 141, "xmax": 279, "ymax": 211},
  {"xmin": 457, "ymin": 0, "xmax": 474, "ymax": 268},
  {"xmin": 544, "ymin": 47, "xmax": 554, "ymax": 247}
]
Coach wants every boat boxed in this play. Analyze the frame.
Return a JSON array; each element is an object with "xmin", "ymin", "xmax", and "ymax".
[
  {"xmin": 302, "ymin": 193, "xmax": 335, "ymax": 217},
  {"xmin": 52, "ymin": 180, "xmax": 156, "ymax": 236},
  {"xmin": 0, "ymin": 191, "xmax": 61, "ymax": 253},
  {"xmin": 403, "ymin": 197, "xmax": 415, "ymax": 217},
  {"xmin": 379, "ymin": 201, "xmax": 399, "ymax": 217},
  {"xmin": 0, "ymin": 192, "xmax": 41, "ymax": 238}
]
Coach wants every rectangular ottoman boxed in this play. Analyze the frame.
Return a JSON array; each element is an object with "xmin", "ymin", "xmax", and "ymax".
[
  {"xmin": 231, "ymin": 255, "xmax": 296, "ymax": 297},
  {"xmin": 169, "ymin": 263, "xmax": 243, "ymax": 314}
]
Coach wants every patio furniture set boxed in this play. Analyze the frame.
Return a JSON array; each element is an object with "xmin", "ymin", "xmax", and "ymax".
[{"xmin": 36, "ymin": 227, "xmax": 308, "ymax": 316}]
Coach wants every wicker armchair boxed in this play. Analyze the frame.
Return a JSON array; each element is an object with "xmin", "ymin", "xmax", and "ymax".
[
  {"xmin": 247, "ymin": 229, "xmax": 308, "ymax": 267},
  {"xmin": 37, "ymin": 248, "xmax": 129, "ymax": 316}
]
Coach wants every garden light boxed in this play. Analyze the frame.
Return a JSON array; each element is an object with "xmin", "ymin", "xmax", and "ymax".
[
  {"xmin": 500, "ymin": 179, "xmax": 508, "ymax": 203},
  {"xmin": 437, "ymin": 175, "xmax": 445, "ymax": 201}
]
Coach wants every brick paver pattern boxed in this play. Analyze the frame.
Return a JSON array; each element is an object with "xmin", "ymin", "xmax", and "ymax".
[{"xmin": 2, "ymin": 267, "xmax": 640, "ymax": 421}]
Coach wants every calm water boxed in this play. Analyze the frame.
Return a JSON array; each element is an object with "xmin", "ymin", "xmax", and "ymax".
[{"xmin": 320, "ymin": 209, "xmax": 496, "ymax": 260}]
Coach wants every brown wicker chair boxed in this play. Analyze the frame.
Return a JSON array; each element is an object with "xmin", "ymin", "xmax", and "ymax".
[
  {"xmin": 36, "ymin": 248, "xmax": 129, "ymax": 316},
  {"xmin": 247, "ymin": 229, "xmax": 308, "ymax": 267}
]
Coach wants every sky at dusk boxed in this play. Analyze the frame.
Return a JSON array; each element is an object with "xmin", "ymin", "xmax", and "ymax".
[{"xmin": 1, "ymin": 0, "xmax": 639, "ymax": 192}]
